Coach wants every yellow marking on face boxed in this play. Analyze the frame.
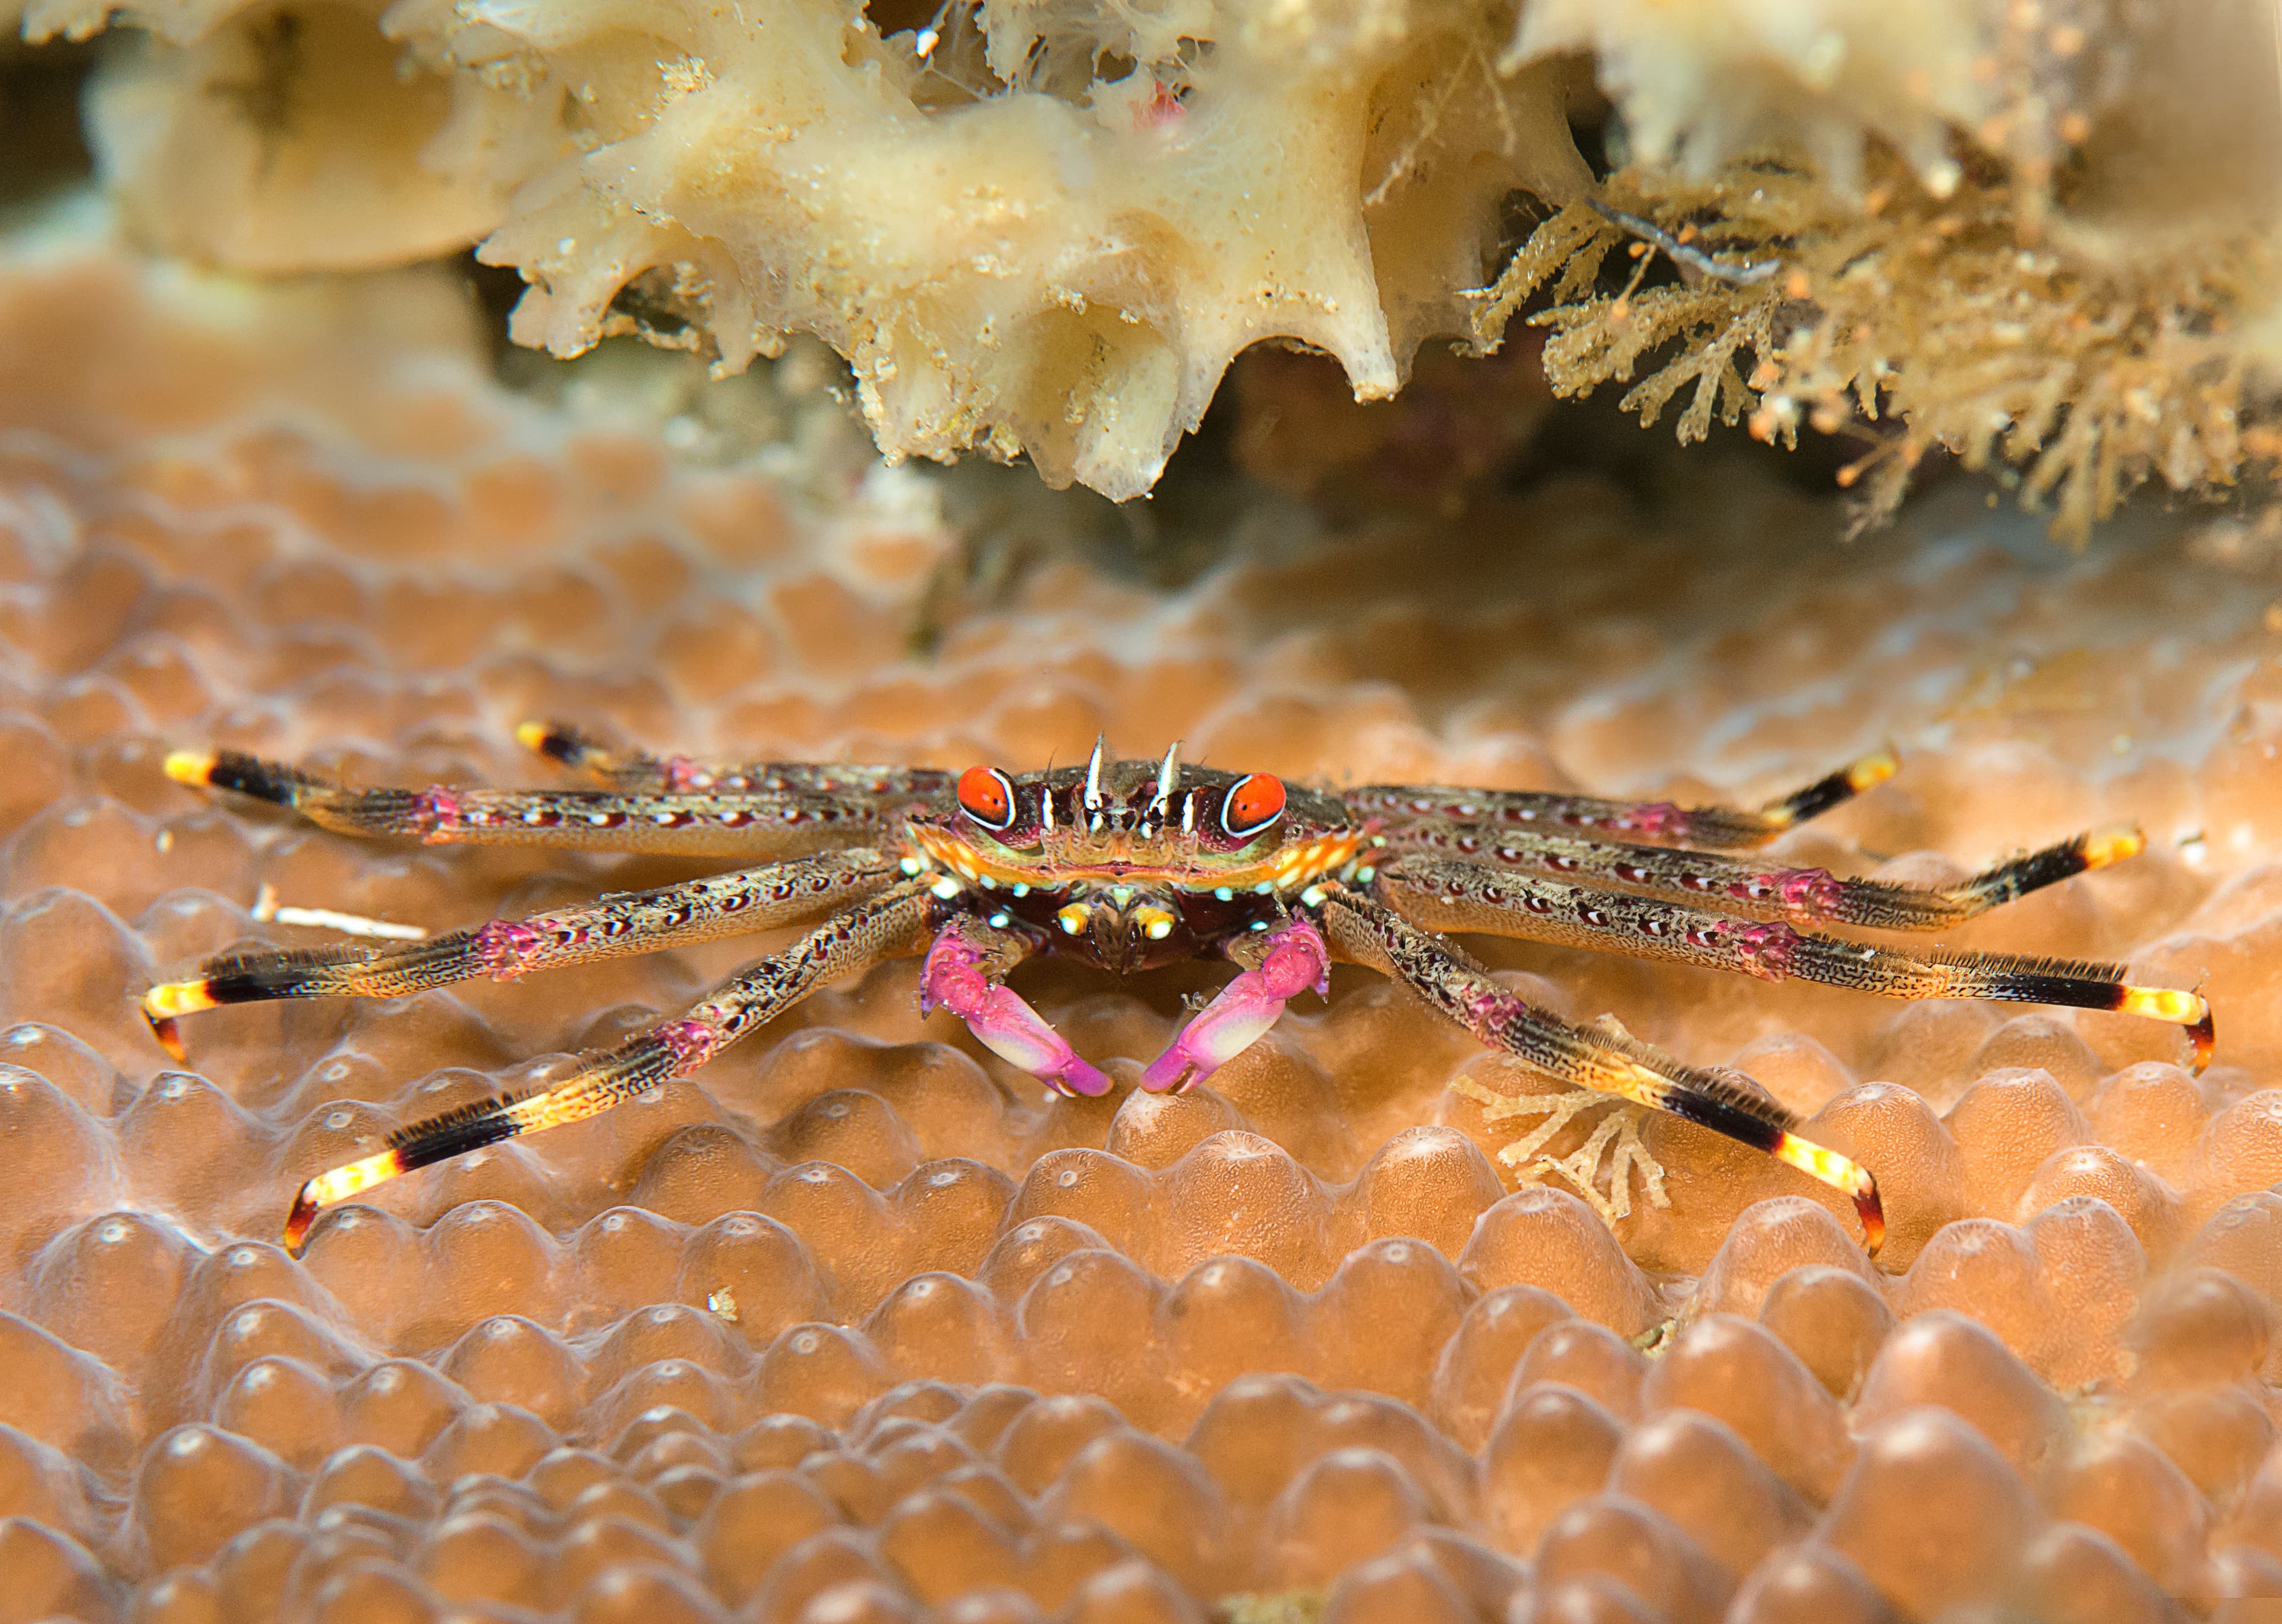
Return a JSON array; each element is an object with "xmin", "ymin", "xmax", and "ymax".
[
  {"xmin": 1137, "ymin": 906, "xmax": 1177, "ymax": 941},
  {"xmin": 910, "ymin": 827, "xmax": 1042, "ymax": 889},
  {"xmin": 2117, "ymin": 986, "xmax": 2206, "ymax": 1026},
  {"xmin": 909, "ymin": 825, "xmax": 1365, "ymax": 894},
  {"xmin": 164, "ymin": 748, "xmax": 219, "ymax": 787},
  {"xmin": 144, "ymin": 980, "xmax": 219, "ymax": 1020},
  {"xmin": 1248, "ymin": 832, "xmax": 1363, "ymax": 893},
  {"xmin": 2082, "ymin": 824, "xmax": 2147, "ymax": 870},
  {"xmin": 1058, "ymin": 904, "xmax": 1089, "ymax": 935},
  {"xmin": 304, "ymin": 1147, "xmax": 403, "ymax": 1209}
]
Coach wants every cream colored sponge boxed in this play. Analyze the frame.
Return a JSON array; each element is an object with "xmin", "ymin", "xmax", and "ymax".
[
  {"xmin": 449, "ymin": 0, "xmax": 1587, "ymax": 499},
  {"xmin": 21, "ymin": 0, "xmax": 1590, "ymax": 496}
]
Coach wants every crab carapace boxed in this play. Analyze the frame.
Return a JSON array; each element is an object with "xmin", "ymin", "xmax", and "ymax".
[{"xmin": 143, "ymin": 730, "xmax": 2214, "ymax": 1259}]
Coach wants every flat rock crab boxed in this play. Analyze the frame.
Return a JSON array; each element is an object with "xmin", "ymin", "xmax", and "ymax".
[{"xmin": 143, "ymin": 730, "xmax": 2212, "ymax": 1256}]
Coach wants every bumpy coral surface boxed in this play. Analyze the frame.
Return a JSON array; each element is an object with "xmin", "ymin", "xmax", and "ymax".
[{"xmin": 5, "ymin": 228, "xmax": 2282, "ymax": 1621}]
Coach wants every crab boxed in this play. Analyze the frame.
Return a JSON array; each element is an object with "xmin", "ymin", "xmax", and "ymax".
[{"xmin": 143, "ymin": 730, "xmax": 2215, "ymax": 1259}]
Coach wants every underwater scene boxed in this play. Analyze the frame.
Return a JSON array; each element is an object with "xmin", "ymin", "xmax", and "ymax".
[{"xmin": 0, "ymin": 2, "xmax": 2280, "ymax": 1619}]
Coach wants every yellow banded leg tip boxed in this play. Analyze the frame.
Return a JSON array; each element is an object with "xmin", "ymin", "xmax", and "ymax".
[
  {"xmin": 285, "ymin": 1147, "xmax": 405, "ymax": 1253},
  {"xmin": 1847, "ymin": 749, "xmax": 1902, "ymax": 791},
  {"xmin": 1773, "ymin": 1131, "xmax": 1883, "ymax": 1256},
  {"xmin": 144, "ymin": 980, "xmax": 219, "ymax": 1022},
  {"xmin": 514, "ymin": 721, "xmax": 553, "ymax": 753},
  {"xmin": 2117, "ymin": 986, "xmax": 2207, "ymax": 1026},
  {"xmin": 163, "ymin": 749, "xmax": 218, "ymax": 787},
  {"xmin": 1856, "ymin": 1185, "xmax": 1886, "ymax": 1258},
  {"xmin": 2082, "ymin": 824, "xmax": 2147, "ymax": 869}
]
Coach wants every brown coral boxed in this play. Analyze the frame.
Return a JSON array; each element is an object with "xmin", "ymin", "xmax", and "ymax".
[{"xmin": 1476, "ymin": 155, "xmax": 2281, "ymax": 540}]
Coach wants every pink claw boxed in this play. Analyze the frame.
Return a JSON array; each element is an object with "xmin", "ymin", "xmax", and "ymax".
[
  {"xmin": 921, "ymin": 925, "xmax": 1110, "ymax": 1098},
  {"xmin": 1141, "ymin": 918, "xmax": 1329, "ymax": 1093}
]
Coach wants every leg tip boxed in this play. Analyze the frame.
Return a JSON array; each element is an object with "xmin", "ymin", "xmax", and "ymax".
[
  {"xmin": 142, "ymin": 982, "xmax": 215, "ymax": 1061},
  {"xmin": 2081, "ymin": 823, "xmax": 2147, "ymax": 871},
  {"xmin": 146, "ymin": 1011, "xmax": 186, "ymax": 1065},
  {"xmin": 1773, "ymin": 1129, "xmax": 1884, "ymax": 1258},
  {"xmin": 517, "ymin": 720, "xmax": 588, "ymax": 764},
  {"xmin": 282, "ymin": 1148, "xmax": 402, "ymax": 1254},
  {"xmin": 1846, "ymin": 748, "xmax": 1902, "ymax": 792},
  {"xmin": 1855, "ymin": 1181, "xmax": 1887, "ymax": 1260},
  {"xmin": 2116, "ymin": 985, "xmax": 2211, "ymax": 1063},
  {"xmin": 1137, "ymin": 1049, "xmax": 1200, "ymax": 1094},
  {"xmin": 1054, "ymin": 1057, "xmax": 1117, "ymax": 1098},
  {"xmin": 143, "ymin": 983, "xmax": 220, "ymax": 1065},
  {"xmin": 163, "ymin": 748, "xmax": 218, "ymax": 787},
  {"xmin": 2187, "ymin": 1007, "xmax": 2216, "ymax": 1076},
  {"xmin": 282, "ymin": 1183, "xmax": 319, "ymax": 1257}
]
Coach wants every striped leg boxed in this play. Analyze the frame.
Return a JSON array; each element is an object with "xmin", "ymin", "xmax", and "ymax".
[
  {"xmin": 281, "ymin": 878, "xmax": 939, "ymax": 1254},
  {"xmin": 1372, "ymin": 820, "xmax": 2146, "ymax": 929},
  {"xmin": 1317, "ymin": 884, "xmax": 1885, "ymax": 1253},
  {"xmin": 141, "ymin": 849, "xmax": 900, "ymax": 1060},
  {"xmin": 1345, "ymin": 749, "xmax": 1898, "ymax": 850},
  {"xmin": 165, "ymin": 747, "xmax": 902, "ymax": 857},
  {"xmin": 515, "ymin": 720, "xmax": 952, "ymax": 802},
  {"xmin": 1375, "ymin": 857, "xmax": 2214, "ymax": 1071}
]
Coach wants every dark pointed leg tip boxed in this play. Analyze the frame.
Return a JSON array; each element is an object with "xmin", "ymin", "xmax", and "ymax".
[
  {"xmin": 2188, "ymin": 1009, "xmax": 2217, "ymax": 1076},
  {"xmin": 282, "ymin": 1185, "xmax": 319, "ymax": 1258},
  {"xmin": 146, "ymin": 1012, "xmax": 186, "ymax": 1065},
  {"xmin": 1856, "ymin": 1187, "xmax": 1887, "ymax": 1262}
]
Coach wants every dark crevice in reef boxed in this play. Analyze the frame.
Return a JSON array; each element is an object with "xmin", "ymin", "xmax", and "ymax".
[{"xmin": 0, "ymin": 34, "xmax": 96, "ymax": 212}]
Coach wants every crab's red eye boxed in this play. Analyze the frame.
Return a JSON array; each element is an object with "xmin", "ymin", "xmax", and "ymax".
[
  {"xmin": 957, "ymin": 765, "xmax": 1017, "ymax": 831},
  {"xmin": 1221, "ymin": 773, "xmax": 1286, "ymax": 839}
]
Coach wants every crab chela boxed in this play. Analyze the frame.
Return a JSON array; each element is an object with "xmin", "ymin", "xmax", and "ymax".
[{"xmin": 142, "ymin": 730, "xmax": 2214, "ymax": 1257}]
